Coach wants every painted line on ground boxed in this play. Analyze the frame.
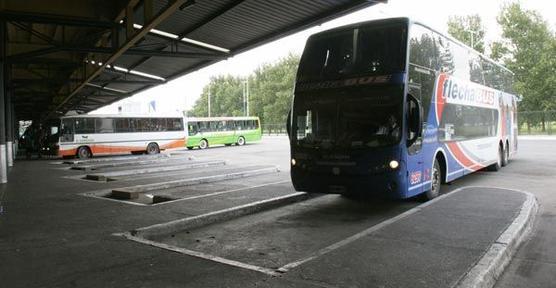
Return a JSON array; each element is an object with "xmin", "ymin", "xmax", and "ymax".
[
  {"xmin": 151, "ymin": 180, "xmax": 292, "ymax": 205},
  {"xmin": 111, "ymin": 166, "xmax": 280, "ymax": 194},
  {"xmin": 119, "ymin": 233, "xmax": 282, "ymax": 276},
  {"xmin": 116, "ymin": 192, "xmax": 311, "ymax": 276},
  {"xmin": 85, "ymin": 160, "xmax": 227, "ymax": 181},
  {"xmin": 276, "ymin": 188, "xmax": 460, "ymax": 273},
  {"xmin": 129, "ymin": 192, "xmax": 309, "ymax": 238},
  {"xmin": 81, "ymin": 179, "xmax": 291, "ymax": 207},
  {"xmin": 115, "ymin": 186, "xmax": 536, "ymax": 281}
]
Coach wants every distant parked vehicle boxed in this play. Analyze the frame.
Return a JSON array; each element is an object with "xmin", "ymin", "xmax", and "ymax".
[
  {"xmin": 186, "ymin": 117, "xmax": 262, "ymax": 149},
  {"xmin": 54, "ymin": 114, "xmax": 185, "ymax": 158}
]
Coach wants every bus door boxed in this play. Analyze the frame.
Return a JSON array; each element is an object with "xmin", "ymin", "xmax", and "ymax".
[
  {"xmin": 406, "ymin": 85, "xmax": 424, "ymax": 195},
  {"xmin": 60, "ymin": 119, "xmax": 74, "ymax": 143}
]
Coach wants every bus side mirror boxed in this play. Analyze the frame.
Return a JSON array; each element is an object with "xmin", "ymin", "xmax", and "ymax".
[
  {"xmin": 286, "ymin": 109, "xmax": 292, "ymax": 139},
  {"xmin": 407, "ymin": 94, "xmax": 422, "ymax": 146}
]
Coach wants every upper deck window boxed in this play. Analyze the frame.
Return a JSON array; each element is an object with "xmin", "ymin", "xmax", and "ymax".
[{"xmin": 297, "ymin": 23, "xmax": 407, "ymax": 82}]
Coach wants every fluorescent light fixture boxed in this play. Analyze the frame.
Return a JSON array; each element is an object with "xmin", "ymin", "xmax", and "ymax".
[
  {"xmin": 181, "ymin": 37, "xmax": 230, "ymax": 53},
  {"xmin": 85, "ymin": 83, "xmax": 128, "ymax": 94},
  {"xmin": 133, "ymin": 23, "xmax": 229, "ymax": 53},
  {"xmin": 112, "ymin": 65, "xmax": 129, "ymax": 73},
  {"xmin": 111, "ymin": 64, "xmax": 166, "ymax": 81},
  {"xmin": 128, "ymin": 70, "xmax": 166, "ymax": 81}
]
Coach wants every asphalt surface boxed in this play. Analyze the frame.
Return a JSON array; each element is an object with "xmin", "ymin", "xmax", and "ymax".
[{"xmin": 0, "ymin": 137, "xmax": 553, "ymax": 287}]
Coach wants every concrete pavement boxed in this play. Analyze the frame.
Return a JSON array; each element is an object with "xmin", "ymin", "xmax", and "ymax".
[{"xmin": 0, "ymin": 137, "xmax": 553, "ymax": 287}]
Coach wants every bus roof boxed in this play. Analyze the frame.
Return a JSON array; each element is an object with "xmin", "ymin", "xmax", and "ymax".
[{"xmin": 306, "ymin": 17, "xmax": 513, "ymax": 75}]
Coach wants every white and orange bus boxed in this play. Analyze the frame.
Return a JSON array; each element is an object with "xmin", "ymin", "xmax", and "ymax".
[{"xmin": 54, "ymin": 114, "xmax": 185, "ymax": 158}]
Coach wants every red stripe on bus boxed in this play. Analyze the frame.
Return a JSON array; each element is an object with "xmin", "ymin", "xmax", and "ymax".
[{"xmin": 446, "ymin": 142, "xmax": 485, "ymax": 171}]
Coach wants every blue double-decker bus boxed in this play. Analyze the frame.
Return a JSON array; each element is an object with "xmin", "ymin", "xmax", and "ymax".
[{"xmin": 289, "ymin": 18, "xmax": 518, "ymax": 200}]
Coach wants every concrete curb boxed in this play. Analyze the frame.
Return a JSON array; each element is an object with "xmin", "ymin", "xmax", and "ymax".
[
  {"xmin": 111, "ymin": 166, "xmax": 280, "ymax": 194},
  {"xmin": 63, "ymin": 153, "xmax": 170, "ymax": 165},
  {"xmin": 454, "ymin": 187, "xmax": 538, "ymax": 288},
  {"xmin": 127, "ymin": 192, "xmax": 310, "ymax": 239},
  {"xmin": 85, "ymin": 160, "xmax": 226, "ymax": 181},
  {"xmin": 71, "ymin": 157, "xmax": 175, "ymax": 171}
]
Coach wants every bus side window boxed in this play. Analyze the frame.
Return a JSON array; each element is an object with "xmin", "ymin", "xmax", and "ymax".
[{"xmin": 188, "ymin": 124, "xmax": 198, "ymax": 135}]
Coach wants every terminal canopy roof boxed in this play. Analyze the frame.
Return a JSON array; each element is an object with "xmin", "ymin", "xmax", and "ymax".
[{"xmin": 1, "ymin": 0, "xmax": 386, "ymax": 120}]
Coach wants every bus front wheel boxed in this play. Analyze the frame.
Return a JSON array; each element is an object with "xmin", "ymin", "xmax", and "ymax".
[
  {"xmin": 146, "ymin": 143, "xmax": 160, "ymax": 154},
  {"xmin": 236, "ymin": 136, "xmax": 245, "ymax": 146},
  {"xmin": 423, "ymin": 159, "xmax": 441, "ymax": 200},
  {"xmin": 77, "ymin": 146, "xmax": 92, "ymax": 159},
  {"xmin": 199, "ymin": 139, "xmax": 208, "ymax": 149}
]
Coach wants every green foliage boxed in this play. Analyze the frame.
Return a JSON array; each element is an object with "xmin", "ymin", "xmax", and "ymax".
[
  {"xmin": 495, "ymin": 3, "xmax": 556, "ymax": 113},
  {"xmin": 189, "ymin": 53, "xmax": 300, "ymax": 125},
  {"xmin": 189, "ymin": 75, "xmax": 245, "ymax": 117},
  {"xmin": 447, "ymin": 14, "xmax": 486, "ymax": 53}
]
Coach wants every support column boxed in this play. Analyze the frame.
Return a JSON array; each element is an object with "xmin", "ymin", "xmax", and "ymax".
[
  {"xmin": 6, "ymin": 86, "xmax": 13, "ymax": 167},
  {"xmin": 12, "ymin": 103, "xmax": 17, "ymax": 159},
  {"xmin": 0, "ymin": 19, "xmax": 7, "ymax": 183}
]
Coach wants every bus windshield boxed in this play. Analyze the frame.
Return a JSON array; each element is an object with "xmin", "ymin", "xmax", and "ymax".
[
  {"xmin": 293, "ymin": 86, "xmax": 403, "ymax": 149},
  {"xmin": 297, "ymin": 23, "xmax": 407, "ymax": 82}
]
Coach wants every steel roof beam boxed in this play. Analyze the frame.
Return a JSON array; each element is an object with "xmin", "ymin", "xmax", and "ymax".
[
  {"xmin": 91, "ymin": 79, "xmax": 163, "ymax": 85},
  {"xmin": 7, "ymin": 46, "xmax": 224, "ymax": 62},
  {"xmin": 53, "ymin": 0, "xmax": 195, "ymax": 114},
  {"xmin": 0, "ymin": 11, "xmax": 116, "ymax": 28}
]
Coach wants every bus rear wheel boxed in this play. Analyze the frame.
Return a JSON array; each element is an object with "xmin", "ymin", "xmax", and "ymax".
[
  {"xmin": 423, "ymin": 159, "xmax": 441, "ymax": 201},
  {"xmin": 488, "ymin": 145, "xmax": 503, "ymax": 171},
  {"xmin": 501, "ymin": 143, "xmax": 509, "ymax": 167},
  {"xmin": 199, "ymin": 139, "xmax": 208, "ymax": 149},
  {"xmin": 146, "ymin": 143, "xmax": 160, "ymax": 154},
  {"xmin": 77, "ymin": 146, "xmax": 92, "ymax": 159},
  {"xmin": 236, "ymin": 136, "xmax": 245, "ymax": 146}
]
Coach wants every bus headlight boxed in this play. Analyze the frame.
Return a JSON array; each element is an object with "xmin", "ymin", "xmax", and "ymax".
[
  {"xmin": 291, "ymin": 159, "xmax": 297, "ymax": 166},
  {"xmin": 389, "ymin": 160, "xmax": 399, "ymax": 169}
]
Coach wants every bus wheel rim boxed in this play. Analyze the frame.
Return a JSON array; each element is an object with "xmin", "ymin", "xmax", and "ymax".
[{"xmin": 431, "ymin": 165, "xmax": 440, "ymax": 194}]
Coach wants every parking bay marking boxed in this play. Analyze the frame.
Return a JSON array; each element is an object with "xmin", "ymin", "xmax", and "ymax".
[{"xmin": 116, "ymin": 187, "xmax": 465, "ymax": 276}]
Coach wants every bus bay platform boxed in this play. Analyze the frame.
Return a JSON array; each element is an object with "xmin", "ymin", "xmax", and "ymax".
[{"xmin": 0, "ymin": 138, "xmax": 546, "ymax": 288}]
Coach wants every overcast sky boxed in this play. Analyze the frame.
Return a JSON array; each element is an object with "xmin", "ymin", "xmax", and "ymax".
[{"xmin": 92, "ymin": 0, "xmax": 555, "ymax": 115}]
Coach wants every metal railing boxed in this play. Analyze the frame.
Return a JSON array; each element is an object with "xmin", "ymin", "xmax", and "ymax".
[
  {"xmin": 261, "ymin": 124, "xmax": 287, "ymax": 135},
  {"xmin": 518, "ymin": 111, "xmax": 556, "ymax": 135}
]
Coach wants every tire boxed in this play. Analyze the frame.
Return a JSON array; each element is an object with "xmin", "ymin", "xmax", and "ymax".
[
  {"xmin": 488, "ymin": 145, "xmax": 503, "ymax": 171},
  {"xmin": 236, "ymin": 136, "xmax": 245, "ymax": 146},
  {"xmin": 146, "ymin": 142, "xmax": 160, "ymax": 155},
  {"xmin": 77, "ymin": 146, "xmax": 92, "ymax": 159},
  {"xmin": 199, "ymin": 139, "xmax": 208, "ymax": 149},
  {"xmin": 423, "ymin": 159, "xmax": 442, "ymax": 200},
  {"xmin": 501, "ymin": 143, "xmax": 509, "ymax": 167}
]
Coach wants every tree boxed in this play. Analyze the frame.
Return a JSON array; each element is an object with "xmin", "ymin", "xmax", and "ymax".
[
  {"xmin": 189, "ymin": 53, "xmax": 300, "ymax": 127},
  {"xmin": 249, "ymin": 53, "xmax": 300, "ymax": 125},
  {"xmin": 447, "ymin": 14, "xmax": 486, "ymax": 53},
  {"xmin": 189, "ymin": 75, "xmax": 245, "ymax": 117},
  {"xmin": 494, "ymin": 3, "xmax": 556, "ymax": 131}
]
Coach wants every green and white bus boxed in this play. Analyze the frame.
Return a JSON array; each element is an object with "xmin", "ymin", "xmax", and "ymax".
[{"xmin": 186, "ymin": 117, "xmax": 262, "ymax": 149}]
